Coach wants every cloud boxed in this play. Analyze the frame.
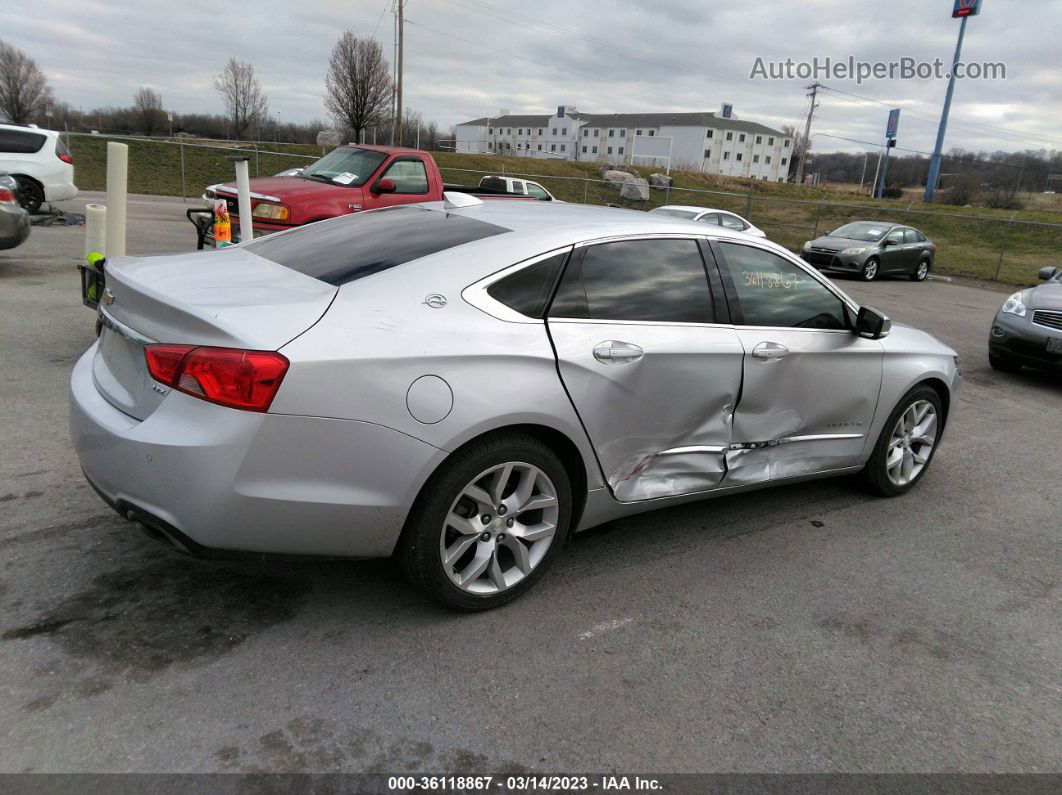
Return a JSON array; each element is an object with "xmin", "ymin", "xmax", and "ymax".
[{"xmin": 3, "ymin": 0, "xmax": 1060, "ymax": 155}]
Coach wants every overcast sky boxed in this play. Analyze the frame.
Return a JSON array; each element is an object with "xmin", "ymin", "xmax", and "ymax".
[{"xmin": 6, "ymin": 0, "xmax": 1062, "ymax": 156}]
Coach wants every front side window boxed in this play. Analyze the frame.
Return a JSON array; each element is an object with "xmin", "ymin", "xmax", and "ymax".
[
  {"xmin": 885, "ymin": 229, "xmax": 905, "ymax": 246},
  {"xmin": 549, "ymin": 239, "xmax": 713, "ymax": 324},
  {"xmin": 717, "ymin": 243, "xmax": 847, "ymax": 330},
  {"xmin": 380, "ymin": 159, "xmax": 428, "ymax": 194}
]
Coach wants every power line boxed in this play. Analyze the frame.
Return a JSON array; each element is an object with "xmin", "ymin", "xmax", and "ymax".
[
  {"xmin": 819, "ymin": 85, "xmax": 1062, "ymax": 150},
  {"xmin": 371, "ymin": 0, "xmax": 390, "ymax": 39},
  {"xmin": 810, "ymin": 131, "xmax": 1038, "ymax": 173}
]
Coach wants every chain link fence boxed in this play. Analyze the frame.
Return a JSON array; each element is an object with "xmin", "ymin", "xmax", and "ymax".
[
  {"xmin": 60, "ymin": 133, "xmax": 1061, "ymax": 285},
  {"xmin": 440, "ymin": 165, "xmax": 1062, "ymax": 284}
]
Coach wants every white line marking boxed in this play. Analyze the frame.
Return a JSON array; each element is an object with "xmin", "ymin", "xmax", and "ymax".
[{"xmin": 578, "ymin": 618, "xmax": 633, "ymax": 640}]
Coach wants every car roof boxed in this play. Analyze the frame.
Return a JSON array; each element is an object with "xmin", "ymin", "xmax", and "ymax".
[
  {"xmin": 653, "ymin": 204, "xmax": 736, "ymax": 215},
  {"xmin": 0, "ymin": 122, "xmax": 58, "ymax": 137},
  {"xmin": 412, "ymin": 198, "xmax": 779, "ymax": 259}
]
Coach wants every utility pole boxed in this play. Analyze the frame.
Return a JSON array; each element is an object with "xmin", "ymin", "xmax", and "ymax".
[
  {"xmin": 395, "ymin": 0, "xmax": 404, "ymax": 147},
  {"xmin": 794, "ymin": 82, "xmax": 821, "ymax": 186},
  {"xmin": 925, "ymin": 1, "xmax": 983, "ymax": 202}
]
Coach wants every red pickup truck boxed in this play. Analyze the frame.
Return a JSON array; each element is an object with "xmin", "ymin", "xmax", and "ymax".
[{"xmin": 189, "ymin": 144, "xmax": 522, "ymax": 247}]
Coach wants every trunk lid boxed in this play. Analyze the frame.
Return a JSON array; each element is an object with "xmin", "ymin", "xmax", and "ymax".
[{"xmin": 93, "ymin": 247, "xmax": 336, "ymax": 420}]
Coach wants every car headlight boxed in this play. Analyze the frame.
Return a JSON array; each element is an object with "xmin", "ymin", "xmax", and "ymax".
[
  {"xmin": 840, "ymin": 247, "xmax": 867, "ymax": 256},
  {"xmin": 252, "ymin": 203, "xmax": 291, "ymax": 221},
  {"xmin": 802, "ymin": 241, "xmax": 812, "ymax": 252},
  {"xmin": 1000, "ymin": 292, "xmax": 1026, "ymax": 317}
]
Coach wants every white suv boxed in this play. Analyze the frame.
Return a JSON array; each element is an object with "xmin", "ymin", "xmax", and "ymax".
[{"xmin": 0, "ymin": 124, "xmax": 77, "ymax": 213}]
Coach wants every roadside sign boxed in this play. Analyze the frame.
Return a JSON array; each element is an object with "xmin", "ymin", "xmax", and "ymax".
[
  {"xmin": 721, "ymin": 103, "xmax": 733, "ymax": 119},
  {"xmin": 952, "ymin": 0, "xmax": 981, "ymax": 17},
  {"xmin": 886, "ymin": 108, "xmax": 901, "ymax": 139}
]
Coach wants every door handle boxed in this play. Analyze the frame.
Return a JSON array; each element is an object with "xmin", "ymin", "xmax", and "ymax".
[
  {"xmin": 593, "ymin": 341, "xmax": 644, "ymax": 364},
  {"xmin": 751, "ymin": 341, "xmax": 789, "ymax": 361}
]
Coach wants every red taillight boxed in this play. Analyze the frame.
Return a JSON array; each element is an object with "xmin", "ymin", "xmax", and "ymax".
[
  {"xmin": 144, "ymin": 344, "xmax": 289, "ymax": 412},
  {"xmin": 0, "ymin": 188, "xmax": 15, "ymax": 205},
  {"xmin": 58, "ymin": 153, "xmax": 73, "ymax": 164}
]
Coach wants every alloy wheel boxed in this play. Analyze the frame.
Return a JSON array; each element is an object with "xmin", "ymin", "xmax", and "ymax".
[
  {"xmin": 916, "ymin": 261, "xmax": 929, "ymax": 280},
  {"xmin": 886, "ymin": 400, "xmax": 937, "ymax": 486},
  {"xmin": 440, "ymin": 461, "xmax": 559, "ymax": 595},
  {"xmin": 863, "ymin": 259, "xmax": 879, "ymax": 281}
]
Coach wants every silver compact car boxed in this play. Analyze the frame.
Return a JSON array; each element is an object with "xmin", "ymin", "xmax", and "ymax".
[{"xmin": 71, "ymin": 198, "xmax": 961, "ymax": 610}]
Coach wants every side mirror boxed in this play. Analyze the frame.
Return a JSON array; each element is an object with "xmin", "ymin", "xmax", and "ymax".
[
  {"xmin": 856, "ymin": 306, "xmax": 891, "ymax": 340},
  {"xmin": 1038, "ymin": 266, "xmax": 1059, "ymax": 281},
  {"xmin": 882, "ymin": 238, "xmax": 897, "ymax": 247},
  {"xmin": 374, "ymin": 178, "xmax": 396, "ymax": 194}
]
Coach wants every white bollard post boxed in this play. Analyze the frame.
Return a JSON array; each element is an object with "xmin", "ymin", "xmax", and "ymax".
[
  {"xmin": 105, "ymin": 142, "xmax": 128, "ymax": 257},
  {"xmin": 84, "ymin": 203, "xmax": 107, "ymax": 258},
  {"xmin": 233, "ymin": 158, "xmax": 253, "ymax": 242}
]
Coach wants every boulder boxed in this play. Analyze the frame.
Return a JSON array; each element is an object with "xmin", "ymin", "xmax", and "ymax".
[
  {"xmin": 619, "ymin": 177, "xmax": 650, "ymax": 201},
  {"xmin": 601, "ymin": 169, "xmax": 634, "ymax": 186},
  {"xmin": 648, "ymin": 173, "xmax": 672, "ymax": 188}
]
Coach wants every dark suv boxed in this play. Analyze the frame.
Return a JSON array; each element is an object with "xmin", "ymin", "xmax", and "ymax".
[{"xmin": 801, "ymin": 221, "xmax": 936, "ymax": 282}]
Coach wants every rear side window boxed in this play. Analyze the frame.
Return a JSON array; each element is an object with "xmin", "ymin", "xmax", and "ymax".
[
  {"xmin": 904, "ymin": 229, "xmax": 926, "ymax": 243},
  {"xmin": 487, "ymin": 252, "xmax": 568, "ymax": 318},
  {"xmin": 0, "ymin": 129, "xmax": 47, "ymax": 154},
  {"xmin": 246, "ymin": 207, "xmax": 509, "ymax": 286},
  {"xmin": 549, "ymin": 239, "xmax": 713, "ymax": 323},
  {"xmin": 480, "ymin": 177, "xmax": 506, "ymax": 191}
]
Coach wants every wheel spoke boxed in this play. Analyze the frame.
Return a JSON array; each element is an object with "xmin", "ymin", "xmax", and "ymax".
[
  {"xmin": 510, "ymin": 466, "xmax": 538, "ymax": 510},
  {"xmin": 901, "ymin": 449, "xmax": 915, "ymax": 482},
  {"xmin": 447, "ymin": 511, "xmax": 482, "ymax": 537},
  {"xmin": 886, "ymin": 446, "xmax": 904, "ymax": 471},
  {"xmin": 519, "ymin": 493, "xmax": 557, "ymax": 514},
  {"xmin": 511, "ymin": 520, "xmax": 555, "ymax": 543},
  {"xmin": 501, "ymin": 535, "xmax": 531, "ymax": 575},
  {"xmin": 489, "ymin": 463, "xmax": 514, "ymax": 505},
  {"xmin": 458, "ymin": 545, "xmax": 492, "ymax": 587},
  {"xmin": 443, "ymin": 534, "xmax": 479, "ymax": 568},
  {"xmin": 461, "ymin": 484, "xmax": 494, "ymax": 514},
  {"xmin": 487, "ymin": 548, "xmax": 506, "ymax": 590}
]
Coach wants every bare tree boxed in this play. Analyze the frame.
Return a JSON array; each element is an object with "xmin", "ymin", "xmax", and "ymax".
[
  {"xmin": 0, "ymin": 41, "xmax": 54, "ymax": 124},
  {"xmin": 325, "ymin": 33, "xmax": 392, "ymax": 144},
  {"xmin": 132, "ymin": 87, "xmax": 164, "ymax": 136},
  {"xmin": 213, "ymin": 57, "xmax": 268, "ymax": 140}
]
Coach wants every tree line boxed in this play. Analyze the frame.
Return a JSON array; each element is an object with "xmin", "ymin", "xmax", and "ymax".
[{"xmin": 0, "ymin": 36, "xmax": 451, "ymax": 150}]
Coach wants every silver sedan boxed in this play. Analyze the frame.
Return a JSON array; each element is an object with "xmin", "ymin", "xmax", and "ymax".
[{"xmin": 70, "ymin": 197, "xmax": 961, "ymax": 610}]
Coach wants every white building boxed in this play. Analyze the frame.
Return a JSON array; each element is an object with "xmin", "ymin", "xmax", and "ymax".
[{"xmin": 454, "ymin": 106, "xmax": 794, "ymax": 182}]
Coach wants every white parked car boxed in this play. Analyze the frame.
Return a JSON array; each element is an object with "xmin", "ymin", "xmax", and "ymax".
[
  {"xmin": 650, "ymin": 205, "xmax": 766, "ymax": 238},
  {"xmin": 478, "ymin": 175, "xmax": 561, "ymax": 201},
  {"xmin": 0, "ymin": 123, "xmax": 77, "ymax": 213}
]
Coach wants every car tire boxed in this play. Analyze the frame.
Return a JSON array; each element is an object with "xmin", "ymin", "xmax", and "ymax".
[
  {"xmin": 13, "ymin": 176, "xmax": 44, "ymax": 215},
  {"xmin": 989, "ymin": 350, "xmax": 1021, "ymax": 373},
  {"xmin": 397, "ymin": 432, "xmax": 573, "ymax": 611},
  {"xmin": 861, "ymin": 385, "xmax": 943, "ymax": 497},
  {"xmin": 861, "ymin": 257, "xmax": 880, "ymax": 282},
  {"xmin": 911, "ymin": 258, "xmax": 931, "ymax": 282}
]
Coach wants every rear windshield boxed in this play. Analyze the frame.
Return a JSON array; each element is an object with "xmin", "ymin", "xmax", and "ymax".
[
  {"xmin": 245, "ymin": 206, "xmax": 509, "ymax": 286},
  {"xmin": 480, "ymin": 177, "xmax": 507, "ymax": 191}
]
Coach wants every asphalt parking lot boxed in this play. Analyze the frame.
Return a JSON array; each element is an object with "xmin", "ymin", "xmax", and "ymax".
[{"xmin": 1, "ymin": 194, "xmax": 1059, "ymax": 774}]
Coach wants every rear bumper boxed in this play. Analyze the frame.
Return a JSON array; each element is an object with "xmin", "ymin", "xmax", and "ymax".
[
  {"xmin": 45, "ymin": 182, "xmax": 78, "ymax": 202},
  {"xmin": 70, "ymin": 344, "xmax": 446, "ymax": 558},
  {"xmin": 0, "ymin": 204, "xmax": 30, "ymax": 249}
]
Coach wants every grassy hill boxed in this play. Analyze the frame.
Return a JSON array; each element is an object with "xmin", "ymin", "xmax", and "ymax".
[{"xmin": 66, "ymin": 134, "xmax": 1061, "ymax": 285}]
